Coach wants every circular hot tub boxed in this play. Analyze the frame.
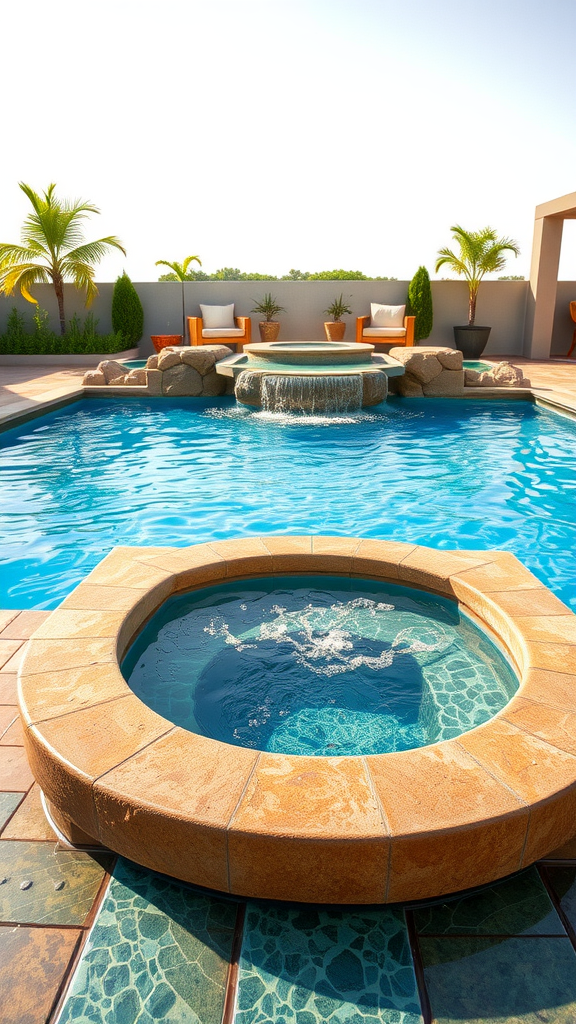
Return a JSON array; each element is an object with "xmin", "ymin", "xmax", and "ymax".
[
  {"xmin": 243, "ymin": 341, "xmax": 375, "ymax": 365},
  {"xmin": 18, "ymin": 537, "xmax": 576, "ymax": 904}
]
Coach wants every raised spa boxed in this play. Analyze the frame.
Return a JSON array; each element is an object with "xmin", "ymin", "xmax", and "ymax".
[
  {"xmin": 122, "ymin": 576, "xmax": 518, "ymax": 757},
  {"xmin": 19, "ymin": 538, "xmax": 576, "ymax": 904}
]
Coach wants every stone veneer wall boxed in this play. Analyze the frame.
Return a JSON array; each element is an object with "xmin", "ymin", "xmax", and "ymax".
[
  {"xmin": 388, "ymin": 347, "xmax": 530, "ymax": 397},
  {"xmin": 83, "ymin": 346, "xmax": 234, "ymax": 396}
]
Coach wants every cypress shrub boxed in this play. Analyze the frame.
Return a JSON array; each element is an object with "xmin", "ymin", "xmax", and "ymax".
[
  {"xmin": 406, "ymin": 266, "xmax": 433, "ymax": 342},
  {"xmin": 111, "ymin": 272, "xmax": 144, "ymax": 346}
]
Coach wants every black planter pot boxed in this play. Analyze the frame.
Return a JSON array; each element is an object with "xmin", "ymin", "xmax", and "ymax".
[{"xmin": 453, "ymin": 325, "xmax": 491, "ymax": 360}]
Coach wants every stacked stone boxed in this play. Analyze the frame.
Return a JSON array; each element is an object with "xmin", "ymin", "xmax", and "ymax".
[
  {"xmin": 388, "ymin": 347, "xmax": 530, "ymax": 396},
  {"xmin": 82, "ymin": 346, "xmax": 234, "ymax": 396},
  {"xmin": 464, "ymin": 363, "xmax": 530, "ymax": 388},
  {"xmin": 388, "ymin": 347, "xmax": 464, "ymax": 396}
]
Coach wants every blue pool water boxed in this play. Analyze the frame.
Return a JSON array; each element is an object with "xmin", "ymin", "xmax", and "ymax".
[
  {"xmin": 0, "ymin": 396, "xmax": 574, "ymax": 610},
  {"xmin": 122, "ymin": 576, "xmax": 518, "ymax": 756}
]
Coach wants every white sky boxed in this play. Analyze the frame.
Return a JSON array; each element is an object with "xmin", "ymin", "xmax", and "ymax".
[{"xmin": 1, "ymin": 0, "xmax": 575, "ymax": 281}]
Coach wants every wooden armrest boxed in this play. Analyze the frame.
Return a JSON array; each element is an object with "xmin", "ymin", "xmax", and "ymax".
[
  {"xmin": 356, "ymin": 315, "xmax": 370, "ymax": 343},
  {"xmin": 404, "ymin": 315, "xmax": 415, "ymax": 347},
  {"xmin": 187, "ymin": 316, "xmax": 202, "ymax": 345},
  {"xmin": 235, "ymin": 316, "xmax": 252, "ymax": 346}
]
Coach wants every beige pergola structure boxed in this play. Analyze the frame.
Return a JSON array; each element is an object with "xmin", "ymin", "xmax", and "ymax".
[{"xmin": 524, "ymin": 191, "xmax": 576, "ymax": 358}]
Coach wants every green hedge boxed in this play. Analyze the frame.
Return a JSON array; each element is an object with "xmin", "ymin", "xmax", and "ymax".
[{"xmin": 0, "ymin": 308, "xmax": 126, "ymax": 355}]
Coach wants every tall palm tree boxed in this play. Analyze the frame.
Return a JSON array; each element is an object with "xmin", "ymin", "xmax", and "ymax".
[
  {"xmin": 0, "ymin": 182, "xmax": 126, "ymax": 335},
  {"xmin": 155, "ymin": 255, "xmax": 202, "ymax": 340},
  {"xmin": 435, "ymin": 225, "xmax": 520, "ymax": 325}
]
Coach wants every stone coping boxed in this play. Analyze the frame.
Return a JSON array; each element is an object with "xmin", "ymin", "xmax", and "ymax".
[{"xmin": 17, "ymin": 537, "xmax": 576, "ymax": 904}]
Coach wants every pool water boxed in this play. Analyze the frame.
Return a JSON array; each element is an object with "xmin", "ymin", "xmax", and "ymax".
[
  {"xmin": 0, "ymin": 396, "xmax": 574, "ymax": 610},
  {"xmin": 122, "ymin": 576, "xmax": 518, "ymax": 756},
  {"xmin": 122, "ymin": 358, "xmax": 494, "ymax": 371}
]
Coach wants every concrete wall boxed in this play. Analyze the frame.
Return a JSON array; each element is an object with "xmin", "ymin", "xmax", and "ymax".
[{"xmin": 1, "ymin": 280, "xmax": 574, "ymax": 358}]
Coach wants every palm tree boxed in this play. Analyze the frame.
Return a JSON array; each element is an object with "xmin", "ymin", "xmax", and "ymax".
[
  {"xmin": 0, "ymin": 183, "xmax": 126, "ymax": 335},
  {"xmin": 155, "ymin": 255, "xmax": 202, "ymax": 340},
  {"xmin": 435, "ymin": 225, "xmax": 520, "ymax": 325},
  {"xmin": 155, "ymin": 254, "xmax": 202, "ymax": 281}
]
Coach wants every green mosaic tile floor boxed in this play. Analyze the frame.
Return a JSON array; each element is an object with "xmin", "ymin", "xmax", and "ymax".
[
  {"xmin": 59, "ymin": 859, "xmax": 237, "ymax": 1024},
  {"xmin": 235, "ymin": 904, "xmax": 422, "ymax": 1023},
  {"xmin": 45, "ymin": 860, "xmax": 576, "ymax": 1023}
]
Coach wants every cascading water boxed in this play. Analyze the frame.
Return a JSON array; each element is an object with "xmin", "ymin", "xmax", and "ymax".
[{"xmin": 260, "ymin": 374, "xmax": 363, "ymax": 413}]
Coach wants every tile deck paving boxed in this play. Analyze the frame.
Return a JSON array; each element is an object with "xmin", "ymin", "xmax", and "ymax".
[{"xmin": 0, "ymin": 357, "xmax": 575, "ymax": 1020}]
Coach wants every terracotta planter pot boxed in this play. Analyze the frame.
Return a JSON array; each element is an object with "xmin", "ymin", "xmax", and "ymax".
[
  {"xmin": 258, "ymin": 321, "xmax": 281, "ymax": 343},
  {"xmin": 151, "ymin": 334, "xmax": 183, "ymax": 353},
  {"xmin": 324, "ymin": 321, "xmax": 346, "ymax": 341}
]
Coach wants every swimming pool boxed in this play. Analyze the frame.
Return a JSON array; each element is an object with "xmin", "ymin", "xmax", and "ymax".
[{"xmin": 1, "ymin": 396, "xmax": 574, "ymax": 609}]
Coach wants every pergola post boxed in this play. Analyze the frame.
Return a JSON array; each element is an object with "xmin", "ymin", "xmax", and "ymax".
[{"xmin": 524, "ymin": 191, "xmax": 576, "ymax": 359}]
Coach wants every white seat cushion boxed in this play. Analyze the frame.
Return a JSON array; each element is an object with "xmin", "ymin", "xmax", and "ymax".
[
  {"xmin": 201, "ymin": 327, "xmax": 245, "ymax": 338},
  {"xmin": 370, "ymin": 303, "xmax": 406, "ymax": 328},
  {"xmin": 200, "ymin": 303, "xmax": 236, "ymax": 329},
  {"xmin": 363, "ymin": 327, "xmax": 407, "ymax": 338}
]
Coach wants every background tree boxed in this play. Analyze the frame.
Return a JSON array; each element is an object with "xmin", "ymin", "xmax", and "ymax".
[
  {"xmin": 0, "ymin": 182, "xmax": 126, "ymax": 335},
  {"xmin": 406, "ymin": 266, "xmax": 434, "ymax": 341},
  {"xmin": 435, "ymin": 225, "xmax": 520, "ymax": 325},
  {"xmin": 155, "ymin": 255, "xmax": 202, "ymax": 339},
  {"xmin": 112, "ymin": 273, "xmax": 144, "ymax": 346},
  {"xmin": 155, "ymin": 254, "xmax": 202, "ymax": 281}
]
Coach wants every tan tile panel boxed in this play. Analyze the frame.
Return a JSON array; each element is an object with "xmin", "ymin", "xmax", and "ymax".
[
  {"xmin": 457, "ymin": 719, "xmax": 576, "ymax": 866},
  {"xmin": 517, "ymin": 668, "xmax": 576, "ymax": 713},
  {"xmin": 516, "ymin": 616, "xmax": 576, "ymax": 645},
  {"xmin": 352, "ymin": 538, "xmax": 417, "ymax": 580},
  {"xmin": 367, "ymin": 742, "xmax": 528, "ymax": 902},
  {"xmin": 95, "ymin": 729, "xmax": 259, "ymax": 892},
  {"xmin": 0, "ymin": 705, "xmax": 17, "ymax": 737},
  {"xmin": 0, "ymin": 610, "xmax": 19, "ymax": 633},
  {"xmin": 396, "ymin": 547, "xmax": 494, "ymax": 595},
  {"xmin": 0, "ymin": 747, "xmax": 34, "ymax": 792},
  {"xmin": 0, "ymin": 611, "xmax": 51, "ymax": 639},
  {"xmin": 524, "ymin": 641, "xmax": 576, "ymax": 674},
  {"xmin": 311, "ymin": 536, "xmax": 362, "ymax": 573},
  {"xmin": 138, "ymin": 544, "xmax": 227, "ymax": 592},
  {"xmin": 209, "ymin": 537, "xmax": 274, "ymax": 576},
  {"xmin": 502, "ymin": 697, "xmax": 576, "ymax": 757},
  {"xmin": 32, "ymin": 609, "xmax": 127, "ymax": 640},
  {"xmin": 18, "ymin": 663, "xmax": 130, "ymax": 728},
  {"xmin": 260, "ymin": 536, "xmax": 315, "ymax": 573},
  {"xmin": 0, "ymin": 645, "xmax": 27, "ymax": 676},
  {"xmin": 24, "ymin": 696, "xmax": 172, "ymax": 837},
  {"xmin": 228, "ymin": 753, "xmax": 389, "ymax": 902},
  {"xmin": 20, "ymin": 637, "xmax": 116, "ymax": 676},
  {"xmin": 0, "ymin": 639, "xmax": 24, "ymax": 670},
  {"xmin": 0, "ymin": 673, "xmax": 18, "ymax": 704},
  {"xmin": 1, "ymin": 783, "xmax": 58, "ymax": 841},
  {"xmin": 448, "ymin": 554, "xmax": 546, "ymax": 593},
  {"xmin": 82, "ymin": 546, "xmax": 174, "ymax": 589},
  {"xmin": 0, "ymin": 715, "xmax": 25, "ymax": 746}
]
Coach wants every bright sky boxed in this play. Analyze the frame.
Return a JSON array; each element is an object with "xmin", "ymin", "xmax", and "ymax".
[{"xmin": 1, "ymin": 0, "xmax": 575, "ymax": 282}]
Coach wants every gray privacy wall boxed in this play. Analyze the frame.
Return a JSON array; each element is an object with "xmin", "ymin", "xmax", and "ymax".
[{"xmin": 0, "ymin": 280, "xmax": 574, "ymax": 358}]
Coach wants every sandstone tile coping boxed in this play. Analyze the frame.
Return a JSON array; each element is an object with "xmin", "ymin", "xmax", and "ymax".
[{"xmin": 17, "ymin": 537, "xmax": 576, "ymax": 905}]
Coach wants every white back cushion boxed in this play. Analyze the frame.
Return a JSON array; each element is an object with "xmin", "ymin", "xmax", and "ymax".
[
  {"xmin": 200, "ymin": 303, "xmax": 235, "ymax": 329},
  {"xmin": 370, "ymin": 303, "xmax": 405, "ymax": 328}
]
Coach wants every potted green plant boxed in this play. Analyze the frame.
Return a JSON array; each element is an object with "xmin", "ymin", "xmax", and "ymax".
[
  {"xmin": 435, "ymin": 225, "xmax": 520, "ymax": 358},
  {"xmin": 251, "ymin": 292, "xmax": 285, "ymax": 342},
  {"xmin": 323, "ymin": 294, "xmax": 353, "ymax": 341}
]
